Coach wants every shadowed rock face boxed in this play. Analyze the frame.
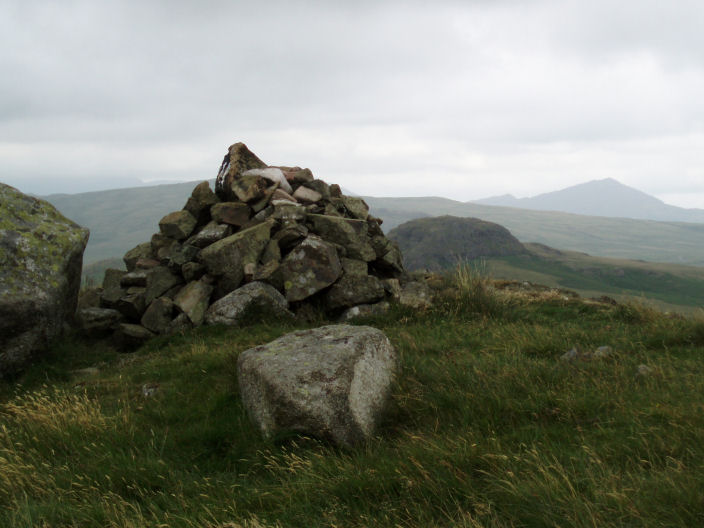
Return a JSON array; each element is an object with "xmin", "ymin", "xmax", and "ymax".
[
  {"xmin": 96, "ymin": 142, "xmax": 405, "ymax": 341},
  {"xmin": 0, "ymin": 183, "xmax": 89, "ymax": 376},
  {"xmin": 388, "ymin": 215, "xmax": 526, "ymax": 271},
  {"xmin": 237, "ymin": 325, "xmax": 398, "ymax": 447}
]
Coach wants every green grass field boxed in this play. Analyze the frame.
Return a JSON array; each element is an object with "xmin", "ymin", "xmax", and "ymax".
[{"xmin": 2, "ymin": 271, "xmax": 704, "ymax": 527}]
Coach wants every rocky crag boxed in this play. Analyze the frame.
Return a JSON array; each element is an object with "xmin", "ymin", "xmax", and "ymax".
[
  {"xmin": 89, "ymin": 142, "xmax": 405, "ymax": 342},
  {"xmin": 388, "ymin": 215, "xmax": 527, "ymax": 271}
]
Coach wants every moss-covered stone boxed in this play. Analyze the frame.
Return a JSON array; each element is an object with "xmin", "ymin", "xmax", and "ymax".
[
  {"xmin": 0, "ymin": 183, "xmax": 89, "ymax": 376},
  {"xmin": 199, "ymin": 220, "xmax": 274, "ymax": 292},
  {"xmin": 159, "ymin": 210, "xmax": 197, "ymax": 241},
  {"xmin": 307, "ymin": 214, "xmax": 375, "ymax": 262},
  {"xmin": 278, "ymin": 236, "xmax": 342, "ymax": 302},
  {"xmin": 325, "ymin": 273, "xmax": 385, "ymax": 310}
]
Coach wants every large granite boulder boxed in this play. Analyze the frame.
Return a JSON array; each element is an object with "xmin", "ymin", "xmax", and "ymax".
[
  {"xmin": 0, "ymin": 183, "xmax": 89, "ymax": 376},
  {"xmin": 237, "ymin": 325, "xmax": 398, "ymax": 447}
]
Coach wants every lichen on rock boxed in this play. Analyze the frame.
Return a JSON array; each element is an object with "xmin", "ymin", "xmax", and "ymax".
[
  {"xmin": 1, "ymin": 183, "xmax": 89, "ymax": 376},
  {"xmin": 94, "ymin": 141, "xmax": 407, "ymax": 341}
]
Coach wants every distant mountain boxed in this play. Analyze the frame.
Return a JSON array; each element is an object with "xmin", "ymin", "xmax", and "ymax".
[
  {"xmin": 474, "ymin": 178, "xmax": 704, "ymax": 223},
  {"xmin": 39, "ymin": 179, "xmax": 704, "ymax": 269},
  {"xmin": 363, "ymin": 196, "xmax": 704, "ymax": 267},
  {"xmin": 388, "ymin": 216, "xmax": 526, "ymax": 271}
]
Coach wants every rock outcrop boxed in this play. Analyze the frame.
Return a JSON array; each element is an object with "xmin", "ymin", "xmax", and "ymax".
[
  {"xmin": 388, "ymin": 215, "xmax": 527, "ymax": 271},
  {"xmin": 0, "ymin": 183, "xmax": 89, "ymax": 376},
  {"xmin": 96, "ymin": 142, "xmax": 404, "ymax": 340},
  {"xmin": 237, "ymin": 325, "xmax": 398, "ymax": 447}
]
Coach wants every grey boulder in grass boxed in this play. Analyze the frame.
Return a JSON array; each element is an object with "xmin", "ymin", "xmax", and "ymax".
[{"xmin": 237, "ymin": 325, "xmax": 398, "ymax": 447}]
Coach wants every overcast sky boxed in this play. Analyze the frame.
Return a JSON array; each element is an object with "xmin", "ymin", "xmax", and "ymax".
[{"xmin": 2, "ymin": 0, "xmax": 703, "ymax": 207}]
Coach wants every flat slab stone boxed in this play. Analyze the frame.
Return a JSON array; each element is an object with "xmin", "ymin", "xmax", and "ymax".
[{"xmin": 186, "ymin": 221, "xmax": 232, "ymax": 248}]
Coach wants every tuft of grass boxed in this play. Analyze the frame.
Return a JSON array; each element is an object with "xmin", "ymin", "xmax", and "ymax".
[{"xmin": 441, "ymin": 260, "xmax": 511, "ymax": 319}]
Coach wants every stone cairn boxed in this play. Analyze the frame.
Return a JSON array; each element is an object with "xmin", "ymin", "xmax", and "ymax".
[{"xmin": 92, "ymin": 142, "xmax": 405, "ymax": 344}]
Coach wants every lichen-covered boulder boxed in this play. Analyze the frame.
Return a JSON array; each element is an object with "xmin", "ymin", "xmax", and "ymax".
[
  {"xmin": 186, "ymin": 221, "xmax": 232, "ymax": 248},
  {"xmin": 123, "ymin": 242, "xmax": 152, "ymax": 271},
  {"xmin": 205, "ymin": 281, "xmax": 292, "ymax": 326},
  {"xmin": 307, "ymin": 214, "xmax": 375, "ymax": 261},
  {"xmin": 210, "ymin": 202, "xmax": 251, "ymax": 227},
  {"xmin": 184, "ymin": 180, "xmax": 219, "ymax": 224},
  {"xmin": 325, "ymin": 274, "xmax": 385, "ymax": 310},
  {"xmin": 237, "ymin": 325, "xmax": 398, "ymax": 447},
  {"xmin": 278, "ymin": 236, "xmax": 342, "ymax": 302},
  {"xmin": 174, "ymin": 280, "xmax": 213, "ymax": 326},
  {"xmin": 341, "ymin": 196, "xmax": 370, "ymax": 220},
  {"xmin": 0, "ymin": 183, "xmax": 89, "ymax": 376},
  {"xmin": 199, "ymin": 220, "xmax": 274, "ymax": 292},
  {"xmin": 158, "ymin": 210, "xmax": 197, "ymax": 241}
]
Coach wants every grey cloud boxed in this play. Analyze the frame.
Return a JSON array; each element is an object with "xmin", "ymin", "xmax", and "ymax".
[{"xmin": 1, "ymin": 0, "xmax": 703, "ymax": 202}]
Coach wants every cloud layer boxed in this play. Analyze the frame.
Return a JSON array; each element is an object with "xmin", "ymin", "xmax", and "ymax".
[{"xmin": 1, "ymin": 0, "xmax": 703, "ymax": 205}]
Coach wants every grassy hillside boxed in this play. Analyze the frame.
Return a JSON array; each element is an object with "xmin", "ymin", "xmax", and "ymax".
[
  {"xmin": 2, "ymin": 272, "xmax": 704, "ymax": 527},
  {"xmin": 388, "ymin": 215, "xmax": 704, "ymax": 312},
  {"xmin": 364, "ymin": 196, "xmax": 704, "ymax": 266},
  {"xmin": 480, "ymin": 244, "xmax": 704, "ymax": 312},
  {"xmin": 45, "ymin": 181, "xmax": 209, "ymax": 264},
  {"xmin": 41, "ymin": 184, "xmax": 704, "ymax": 268}
]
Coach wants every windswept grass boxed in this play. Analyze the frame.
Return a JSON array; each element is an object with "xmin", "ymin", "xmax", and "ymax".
[{"xmin": 2, "ymin": 268, "xmax": 704, "ymax": 526}]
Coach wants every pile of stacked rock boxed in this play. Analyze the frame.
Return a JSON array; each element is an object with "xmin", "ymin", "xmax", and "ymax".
[{"xmin": 87, "ymin": 142, "xmax": 406, "ymax": 344}]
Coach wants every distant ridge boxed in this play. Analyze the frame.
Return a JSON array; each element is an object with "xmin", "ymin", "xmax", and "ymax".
[
  {"xmin": 40, "ymin": 178, "xmax": 704, "ymax": 268},
  {"xmin": 473, "ymin": 178, "xmax": 704, "ymax": 223}
]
